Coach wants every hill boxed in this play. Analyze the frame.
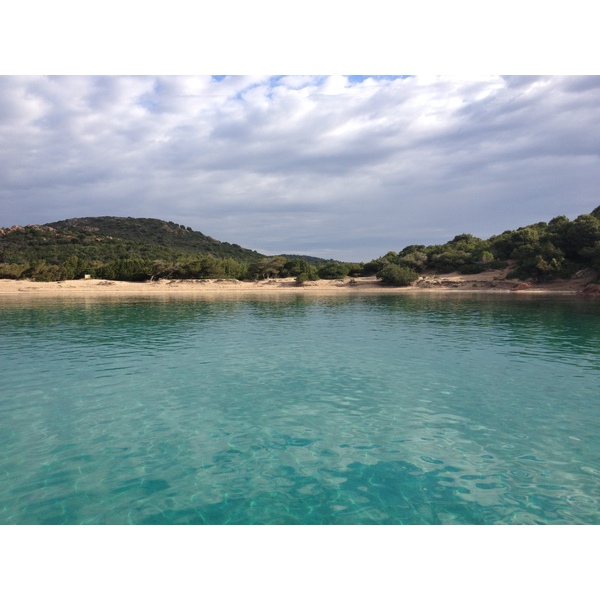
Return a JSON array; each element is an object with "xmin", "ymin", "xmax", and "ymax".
[
  {"xmin": 279, "ymin": 254, "xmax": 337, "ymax": 264},
  {"xmin": 0, "ymin": 217, "xmax": 262, "ymax": 264},
  {"xmin": 364, "ymin": 205, "xmax": 600, "ymax": 285},
  {"xmin": 1, "ymin": 207, "xmax": 599, "ymax": 284},
  {"xmin": 31, "ymin": 216, "xmax": 261, "ymax": 261},
  {"xmin": 0, "ymin": 216, "xmax": 264, "ymax": 281}
]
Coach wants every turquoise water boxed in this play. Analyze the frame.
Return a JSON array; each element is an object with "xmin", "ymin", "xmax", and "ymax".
[{"xmin": 1, "ymin": 293, "xmax": 599, "ymax": 524}]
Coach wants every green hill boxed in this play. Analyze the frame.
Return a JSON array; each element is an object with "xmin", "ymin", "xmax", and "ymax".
[
  {"xmin": 366, "ymin": 205, "xmax": 600, "ymax": 284},
  {"xmin": 0, "ymin": 216, "xmax": 264, "ymax": 262},
  {"xmin": 0, "ymin": 216, "xmax": 264, "ymax": 280},
  {"xmin": 51, "ymin": 216, "xmax": 261, "ymax": 261}
]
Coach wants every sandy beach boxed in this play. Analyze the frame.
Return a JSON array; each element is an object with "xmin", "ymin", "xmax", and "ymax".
[{"xmin": 1, "ymin": 270, "xmax": 598, "ymax": 298}]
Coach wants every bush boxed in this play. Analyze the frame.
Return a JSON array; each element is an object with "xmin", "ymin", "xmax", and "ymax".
[
  {"xmin": 397, "ymin": 251, "xmax": 428, "ymax": 272},
  {"xmin": 362, "ymin": 259, "xmax": 387, "ymax": 276},
  {"xmin": 96, "ymin": 258, "xmax": 151, "ymax": 281},
  {"xmin": 0, "ymin": 263, "xmax": 29, "ymax": 279},
  {"xmin": 282, "ymin": 258, "xmax": 318, "ymax": 279},
  {"xmin": 490, "ymin": 260, "xmax": 509, "ymax": 270},
  {"xmin": 376, "ymin": 264, "xmax": 418, "ymax": 286},
  {"xmin": 317, "ymin": 261, "xmax": 350, "ymax": 279}
]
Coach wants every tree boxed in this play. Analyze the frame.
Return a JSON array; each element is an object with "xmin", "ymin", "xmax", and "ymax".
[
  {"xmin": 429, "ymin": 250, "xmax": 472, "ymax": 273},
  {"xmin": 398, "ymin": 251, "xmax": 428, "ymax": 272},
  {"xmin": 247, "ymin": 256, "xmax": 287, "ymax": 280},
  {"xmin": 281, "ymin": 258, "xmax": 318, "ymax": 279},
  {"xmin": 565, "ymin": 214, "xmax": 600, "ymax": 261},
  {"xmin": 317, "ymin": 261, "xmax": 350, "ymax": 279},
  {"xmin": 96, "ymin": 258, "xmax": 151, "ymax": 281}
]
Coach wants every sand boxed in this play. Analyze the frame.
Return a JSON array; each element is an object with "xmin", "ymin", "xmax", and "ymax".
[{"xmin": 1, "ymin": 270, "xmax": 598, "ymax": 298}]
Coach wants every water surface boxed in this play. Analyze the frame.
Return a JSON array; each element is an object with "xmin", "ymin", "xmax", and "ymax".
[{"xmin": 1, "ymin": 293, "xmax": 599, "ymax": 524}]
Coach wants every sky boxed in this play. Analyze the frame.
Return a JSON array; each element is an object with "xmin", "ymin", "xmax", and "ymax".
[{"xmin": 2, "ymin": 74, "xmax": 599, "ymax": 262}]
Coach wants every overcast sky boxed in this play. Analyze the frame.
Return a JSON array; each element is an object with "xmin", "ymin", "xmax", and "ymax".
[{"xmin": 1, "ymin": 74, "xmax": 599, "ymax": 261}]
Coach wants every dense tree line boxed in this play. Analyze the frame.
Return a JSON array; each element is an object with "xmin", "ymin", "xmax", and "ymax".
[
  {"xmin": 246, "ymin": 257, "xmax": 362, "ymax": 283},
  {"xmin": 1, "ymin": 208, "xmax": 599, "ymax": 285}
]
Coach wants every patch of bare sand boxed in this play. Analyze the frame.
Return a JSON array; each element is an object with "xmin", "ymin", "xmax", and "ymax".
[
  {"xmin": 0, "ymin": 277, "xmax": 380, "ymax": 297},
  {"xmin": 0, "ymin": 269, "xmax": 597, "ymax": 298},
  {"xmin": 417, "ymin": 267, "xmax": 598, "ymax": 294}
]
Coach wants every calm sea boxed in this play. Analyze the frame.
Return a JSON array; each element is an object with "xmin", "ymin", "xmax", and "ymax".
[{"xmin": 1, "ymin": 293, "xmax": 599, "ymax": 525}]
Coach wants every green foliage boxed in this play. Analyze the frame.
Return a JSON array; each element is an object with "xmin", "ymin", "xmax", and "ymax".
[
  {"xmin": 0, "ymin": 263, "xmax": 29, "ymax": 279},
  {"xmin": 317, "ymin": 261, "xmax": 350, "ymax": 279},
  {"xmin": 24, "ymin": 260, "xmax": 63, "ymax": 282},
  {"xmin": 546, "ymin": 215, "xmax": 571, "ymax": 243},
  {"xmin": 346, "ymin": 263, "xmax": 364, "ymax": 277},
  {"xmin": 362, "ymin": 258, "xmax": 388, "ymax": 276},
  {"xmin": 397, "ymin": 251, "xmax": 428, "ymax": 272},
  {"xmin": 398, "ymin": 244, "xmax": 426, "ymax": 257},
  {"xmin": 509, "ymin": 241, "xmax": 573, "ymax": 281},
  {"xmin": 279, "ymin": 254, "xmax": 330, "ymax": 264},
  {"xmin": 564, "ymin": 214, "xmax": 600, "ymax": 259},
  {"xmin": 580, "ymin": 242, "xmax": 600, "ymax": 271},
  {"xmin": 429, "ymin": 249, "xmax": 473, "ymax": 273},
  {"xmin": 0, "ymin": 217, "xmax": 263, "ymax": 282},
  {"xmin": 281, "ymin": 258, "xmax": 318, "ymax": 279},
  {"xmin": 96, "ymin": 258, "xmax": 151, "ymax": 282},
  {"xmin": 247, "ymin": 256, "xmax": 288, "ymax": 280},
  {"xmin": 376, "ymin": 264, "xmax": 418, "ymax": 286},
  {"xmin": 370, "ymin": 205, "xmax": 600, "ymax": 283},
  {"xmin": 45, "ymin": 217, "xmax": 263, "ymax": 261},
  {"xmin": 0, "ymin": 217, "xmax": 263, "ymax": 270}
]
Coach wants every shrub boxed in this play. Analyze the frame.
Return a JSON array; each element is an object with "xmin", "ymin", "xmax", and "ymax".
[
  {"xmin": 0, "ymin": 263, "xmax": 29, "ymax": 279},
  {"xmin": 317, "ymin": 261, "xmax": 350, "ymax": 279},
  {"xmin": 376, "ymin": 264, "xmax": 418, "ymax": 286}
]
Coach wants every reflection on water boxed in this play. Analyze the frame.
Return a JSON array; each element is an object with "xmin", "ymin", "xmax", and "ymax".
[{"xmin": 0, "ymin": 294, "xmax": 599, "ymax": 524}]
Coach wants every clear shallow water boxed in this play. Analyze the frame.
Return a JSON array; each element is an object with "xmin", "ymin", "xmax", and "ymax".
[{"xmin": 1, "ymin": 293, "xmax": 599, "ymax": 525}]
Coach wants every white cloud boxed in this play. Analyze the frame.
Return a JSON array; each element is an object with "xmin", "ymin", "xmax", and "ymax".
[{"xmin": 1, "ymin": 75, "xmax": 599, "ymax": 261}]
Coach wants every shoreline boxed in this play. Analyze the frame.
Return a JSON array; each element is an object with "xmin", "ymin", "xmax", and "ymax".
[{"xmin": 1, "ymin": 274, "xmax": 598, "ymax": 298}]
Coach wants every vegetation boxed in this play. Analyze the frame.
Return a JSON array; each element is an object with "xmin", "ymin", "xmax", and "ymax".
[
  {"xmin": 0, "ymin": 217, "xmax": 262, "ymax": 282},
  {"xmin": 365, "ymin": 206, "xmax": 600, "ymax": 284},
  {"xmin": 376, "ymin": 264, "xmax": 419, "ymax": 286},
  {"xmin": 1, "ymin": 206, "xmax": 599, "ymax": 284}
]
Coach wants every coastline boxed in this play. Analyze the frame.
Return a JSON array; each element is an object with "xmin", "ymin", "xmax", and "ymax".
[{"xmin": 1, "ymin": 272, "xmax": 598, "ymax": 298}]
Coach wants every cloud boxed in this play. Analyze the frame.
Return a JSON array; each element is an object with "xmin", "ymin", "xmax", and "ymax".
[{"xmin": 1, "ymin": 75, "xmax": 599, "ymax": 261}]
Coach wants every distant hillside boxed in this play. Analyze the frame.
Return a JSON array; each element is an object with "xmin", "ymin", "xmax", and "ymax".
[
  {"xmin": 279, "ymin": 254, "xmax": 336, "ymax": 264},
  {"xmin": 0, "ymin": 216, "xmax": 264, "ymax": 266},
  {"xmin": 1, "ymin": 207, "xmax": 599, "ymax": 284}
]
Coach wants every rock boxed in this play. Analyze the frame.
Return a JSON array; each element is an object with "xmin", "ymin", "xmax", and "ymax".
[
  {"xmin": 582, "ymin": 283, "xmax": 600, "ymax": 295},
  {"xmin": 574, "ymin": 268, "xmax": 596, "ymax": 279}
]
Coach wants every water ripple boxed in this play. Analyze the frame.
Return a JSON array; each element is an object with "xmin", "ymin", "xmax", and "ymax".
[{"xmin": 1, "ymin": 295, "xmax": 599, "ymax": 524}]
